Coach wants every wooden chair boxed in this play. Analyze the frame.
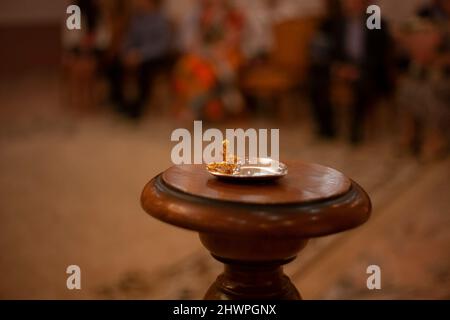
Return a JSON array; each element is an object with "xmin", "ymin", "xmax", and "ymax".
[{"xmin": 239, "ymin": 16, "xmax": 319, "ymax": 118}]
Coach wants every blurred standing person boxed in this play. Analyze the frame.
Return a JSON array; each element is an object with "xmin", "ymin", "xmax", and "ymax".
[
  {"xmin": 396, "ymin": 1, "xmax": 450, "ymax": 160},
  {"xmin": 308, "ymin": 0, "xmax": 393, "ymax": 144},
  {"xmin": 109, "ymin": 0, "xmax": 171, "ymax": 120},
  {"xmin": 308, "ymin": 0, "xmax": 342, "ymax": 139}
]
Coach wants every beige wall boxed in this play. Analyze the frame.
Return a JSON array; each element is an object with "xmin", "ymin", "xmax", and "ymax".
[
  {"xmin": 0, "ymin": 0, "xmax": 431, "ymax": 26},
  {"xmin": 0, "ymin": 0, "xmax": 66, "ymax": 25}
]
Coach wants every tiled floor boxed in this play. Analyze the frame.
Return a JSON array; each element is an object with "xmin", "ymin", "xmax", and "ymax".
[{"xmin": 0, "ymin": 71, "xmax": 448, "ymax": 299}]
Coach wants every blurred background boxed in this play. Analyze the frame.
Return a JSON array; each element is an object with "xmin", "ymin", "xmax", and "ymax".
[{"xmin": 0, "ymin": 0, "xmax": 449, "ymax": 299}]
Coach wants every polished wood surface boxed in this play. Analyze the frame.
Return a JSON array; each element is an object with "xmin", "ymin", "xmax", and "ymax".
[
  {"xmin": 142, "ymin": 173, "xmax": 367, "ymax": 238},
  {"xmin": 141, "ymin": 162, "xmax": 371, "ymax": 300},
  {"xmin": 162, "ymin": 162, "xmax": 351, "ymax": 204}
]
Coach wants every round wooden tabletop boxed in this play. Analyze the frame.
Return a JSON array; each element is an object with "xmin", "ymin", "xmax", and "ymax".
[
  {"xmin": 161, "ymin": 162, "xmax": 351, "ymax": 205},
  {"xmin": 141, "ymin": 162, "xmax": 371, "ymax": 238}
]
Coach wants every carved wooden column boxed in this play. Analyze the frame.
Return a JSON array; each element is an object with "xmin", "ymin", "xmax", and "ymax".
[{"xmin": 141, "ymin": 162, "xmax": 371, "ymax": 300}]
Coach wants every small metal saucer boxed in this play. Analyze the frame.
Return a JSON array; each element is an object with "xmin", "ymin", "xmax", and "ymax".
[{"xmin": 207, "ymin": 158, "xmax": 288, "ymax": 181}]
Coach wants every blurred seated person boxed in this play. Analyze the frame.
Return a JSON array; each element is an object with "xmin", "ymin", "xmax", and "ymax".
[
  {"xmin": 62, "ymin": 0, "xmax": 110, "ymax": 112},
  {"xmin": 397, "ymin": 18, "xmax": 450, "ymax": 160},
  {"xmin": 308, "ymin": 0, "xmax": 392, "ymax": 144},
  {"xmin": 418, "ymin": 0, "xmax": 450, "ymax": 22},
  {"xmin": 109, "ymin": 0, "xmax": 171, "ymax": 120},
  {"xmin": 418, "ymin": 0, "xmax": 450, "ymax": 74},
  {"xmin": 173, "ymin": 0, "xmax": 244, "ymax": 121}
]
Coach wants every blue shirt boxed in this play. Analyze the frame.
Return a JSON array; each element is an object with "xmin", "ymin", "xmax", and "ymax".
[
  {"xmin": 122, "ymin": 11, "xmax": 171, "ymax": 62},
  {"xmin": 345, "ymin": 18, "xmax": 365, "ymax": 63}
]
